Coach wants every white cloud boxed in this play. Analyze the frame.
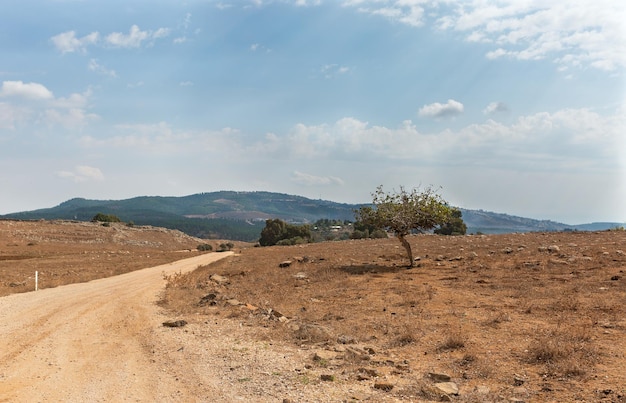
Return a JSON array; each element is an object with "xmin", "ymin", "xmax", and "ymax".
[
  {"xmin": 291, "ymin": 171, "xmax": 344, "ymax": 186},
  {"xmin": 239, "ymin": 105, "xmax": 624, "ymax": 174},
  {"xmin": 483, "ymin": 101, "xmax": 508, "ymax": 115},
  {"xmin": 344, "ymin": 1, "xmax": 626, "ymax": 71},
  {"xmin": 320, "ymin": 64, "xmax": 351, "ymax": 78},
  {"xmin": 88, "ymin": 59, "xmax": 117, "ymax": 77},
  {"xmin": 0, "ymin": 102, "xmax": 31, "ymax": 129},
  {"xmin": 0, "ymin": 81, "xmax": 54, "ymax": 100},
  {"xmin": 44, "ymin": 108, "xmax": 98, "ymax": 129},
  {"xmin": 0, "ymin": 82, "xmax": 96, "ymax": 129},
  {"xmin": 179, "ymin": 81, "xmax": 194, "ymax": 87},
  {"xmin": 418, "ymin": 99, "xmax": 464, "ymax": 119},
  {"xmin": 56, "ymin": 165, "xmax": 104, "ymax": 182},
  {"xmin": 294, "ymin": 0, "xmax": 321, "ymax": 6},
  {"xmin": 105, "ymin": 25, "xmax": 170, "ymax": 48},
  {"xmin": 348, "ymin": 1, "xmax": 428, "ymax": 27},
  {"xmin": 50, "ymin": 31, "xmax": 99, "ymax": 53},
  {"xmin": 439, "ymin": 0, "xmax": 626, "ymax": 71}
]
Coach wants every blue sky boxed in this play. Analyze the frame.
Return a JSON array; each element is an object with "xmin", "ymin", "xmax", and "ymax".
[{"xmin": 1, "ymin": 0, "xmax": 624, "ymax": 224}]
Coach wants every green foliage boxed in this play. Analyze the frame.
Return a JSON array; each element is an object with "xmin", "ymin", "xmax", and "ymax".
[
  {"xmin": 91, "ymin": 213, "xmax": 121, "ymax": 223},
  {"xmin": 197, "ymin": 243, "xmax": 213, "ymax": 251},
  {"xmin": 217, "ymin": 242, "xmax": 235, "ymax": 252},
  {"xmin": 434, "ymin": 208, "xmax": 467, "ymax": 235},
  {"xmin": 259, "ymin": 218, "xmax": 312, "ymax": 246},
  {"xmin": 355, "ymin": 185, "xmax": 452, "ymax": 266}
]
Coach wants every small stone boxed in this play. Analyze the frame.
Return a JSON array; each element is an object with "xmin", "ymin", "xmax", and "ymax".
[
  {"xmin": 162, "ymin": 320, "xmax": 187, "ymax": 328},
  {"xmin": 358, "ymin": 367, "xmax": 380, "ymax": 377},
  {"xmin": 513, "ymin": 375, "xmax": 525, "ymax": 386},
  {"xmin": 611, "ymin": 275, "xmax": 620, "ymax": 281},
  {"xmin": 502, "ymin": 247, "xmax": 513, "ymax": 254},
  {"xmin": 435, "ymin": 382, "xmax": 459, "ymax": 396},
  {"xmin": 320, "ymin": 374, "xmax": 335, "ymax": 382},
  {"xmin": 547, "ymin": 245, "xmax": 560, "ymax": 253},
  {"xmin": 337, "ymin": 335, "xmax": 356, "ymax": 344},
  {"xmin": 428, "ymin": 372, "xmax": 451, "ymax": 382},
  {"xmin": 374, "ymin": 382, "xmax": 394, "ymax": 392},
  {"xmin": 225, "ymin": 299, "xmax": 242, "ymax": 306},
  {"xmin": 313, "ymin": 350, "xmax": 337, "ymax": 362},
  {"xmin": 279, "ymin": 260, "xmax": 292, "ymax": 268}
]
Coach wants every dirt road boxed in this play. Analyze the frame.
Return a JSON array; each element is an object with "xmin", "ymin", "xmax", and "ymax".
[{"xmin": 0, "ymin": 252, "xmax": 233, "ymax": 402}]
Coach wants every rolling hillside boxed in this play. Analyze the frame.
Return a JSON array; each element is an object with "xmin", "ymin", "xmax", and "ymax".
[{"xmin": 2, "ymin": 191, "xmax": 622, "ymax": 241}]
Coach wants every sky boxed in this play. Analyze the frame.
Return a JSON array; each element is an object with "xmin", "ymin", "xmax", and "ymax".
[{"xmin": 1, "ymin": 0, "xmax": 625, "ymax": 224}]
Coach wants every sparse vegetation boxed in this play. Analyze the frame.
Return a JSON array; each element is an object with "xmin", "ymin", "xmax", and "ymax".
[{"xmin": 197, "ymin": 243, "xmax": 213, "ymax": 251}]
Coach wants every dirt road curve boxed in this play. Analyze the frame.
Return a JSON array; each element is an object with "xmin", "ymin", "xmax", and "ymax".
[{"xmin": 0, "ymin": 252, "xmax": 233, "ymax": 402}]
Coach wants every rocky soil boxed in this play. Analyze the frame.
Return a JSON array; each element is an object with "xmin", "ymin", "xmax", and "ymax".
[{"xmin": 162, "ymin": 230, "xmax": 626, "ymax": 402}]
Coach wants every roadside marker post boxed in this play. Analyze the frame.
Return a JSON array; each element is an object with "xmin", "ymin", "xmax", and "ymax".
[{"xmin": 35, "ymin": 271, "xmax": 38, "ymax": 291}]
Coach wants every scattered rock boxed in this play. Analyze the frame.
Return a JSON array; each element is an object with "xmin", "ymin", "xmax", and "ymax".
[
  {"xmin": 337, "ymin": 334, "xmax": 356, "ymax": 344},
  {"xmin": 294, "ymin": 323, "xmax": 332, "ymax": 342},
  {"xmin": 513, "ymin": 374, "xmax": 526, "ymax": 386},
  {"xmin": 374, "ymin": 382, "xmax": 394, "ymax": 391},
  {"xmin": 502, "ymin": 247, "xmax": 513, "ymax": 254},
  {"xmin": 279, "ymin": 260, "xmax": 292, "ymax": 268},
  {"xmin": 225, "ymin": 298, "xmax": 242, "ymax": 306},
  {"xmin": 547, "ymin": 245, "xmax": 560, "ymax": 253},
  {"xmin": 435, "ymin": 382, "xmax": 459, "ymax": 396},
  {"xmin": 358, "ymin": 367, "xmax": 380, "ymax": 377},
  {"xmin": 209, "ymin": 274, "xmax": 229, "ymax": 285},
  {"xmin": 428, "ymin": 372, "xmax": 451, "ymax": 382},
  {"xmin": 320, "ymin": 374, "xmax": 335, "ymax": 382},
  {"xmin": 198, "ymin": 293, "xmax": 217, "ymax": 306},
  {"xmin": 611, "ymin": 275, "xmax": 621, "ymax": 281},
  {"xmin": 9, "ymin": 282, "xmax": 25, "ymax": 287},
  {"xmin": 293, "ymin": 272, "xmax": 308, "ymax": 280},
  {"xmin": 313, "ymin": 350, "xmax": 337, "ymax": 362},
  {"xmin": 162, "ymin": 320, "xmax": 187, "ymax": 328}
]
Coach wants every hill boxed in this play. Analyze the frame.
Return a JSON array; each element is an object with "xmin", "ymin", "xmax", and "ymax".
[{"xmin": 2, "ymin": 191, "xmax": 623, "ymax": 240}]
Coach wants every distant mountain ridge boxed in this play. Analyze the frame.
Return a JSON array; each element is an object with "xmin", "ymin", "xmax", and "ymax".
[{"xmin": 2, "ymin": 191, "xmax": 622, "ymax": 241}]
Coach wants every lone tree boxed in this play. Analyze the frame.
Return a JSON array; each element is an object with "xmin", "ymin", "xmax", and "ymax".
[{"xmin": 355, "ymin": 185, "xmax": 453, "ymax": 267}]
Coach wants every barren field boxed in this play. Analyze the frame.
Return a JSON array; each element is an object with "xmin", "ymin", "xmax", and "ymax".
[{"xmin": 1, "ymin": 219, "xmax": 625, "ymax": 402}]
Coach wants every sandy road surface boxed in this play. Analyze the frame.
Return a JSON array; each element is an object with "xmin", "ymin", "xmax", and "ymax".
[{"xmin": 0, "ymin": 252, "xmax": 233, "ymax": 402}]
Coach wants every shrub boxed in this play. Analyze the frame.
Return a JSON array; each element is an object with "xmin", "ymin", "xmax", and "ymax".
[
  {"xmin": 91, "ymin": 213, "xmax": 121, "ymax": 223},
  {"xmin": 197, "ymin": 243, "xmax": 213, "ymax": 251}
]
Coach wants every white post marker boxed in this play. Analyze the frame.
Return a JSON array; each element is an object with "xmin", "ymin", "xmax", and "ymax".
[{"xmin": 35, "ymin": 271, "xmax": 38, "ymax": 291}]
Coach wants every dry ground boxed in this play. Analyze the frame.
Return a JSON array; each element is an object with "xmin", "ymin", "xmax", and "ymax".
[
  {"xmin": 162, "ymin": 230, "xmax": 626, "ymax": 402},
  {"xmin": 0, "ymin": 219, "xmax": 238, "ymax": 296},
  {"xmin": 1, "ymin": 220, "xmax": 625, "ymax": 402}
]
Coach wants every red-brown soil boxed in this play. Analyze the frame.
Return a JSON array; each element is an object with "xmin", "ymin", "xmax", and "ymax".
[{"xmin": 163, "ymin": 230, "xmax": 626, "ymax": 402}]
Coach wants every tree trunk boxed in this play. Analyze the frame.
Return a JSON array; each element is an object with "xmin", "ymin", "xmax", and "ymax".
[{"xmin": 398, "ymin": 234, "xmax": 414, "ymax": 267}]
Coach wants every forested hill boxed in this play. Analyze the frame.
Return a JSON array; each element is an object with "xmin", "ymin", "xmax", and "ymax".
[{"xmin": 2, "ymin": 191, "xmax": 622, "ymax": 241}]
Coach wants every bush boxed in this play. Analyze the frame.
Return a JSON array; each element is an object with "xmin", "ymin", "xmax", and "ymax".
[
  {"xmin": 92, "ymin": 213, "xmax": 121, "ymax": 223},
  {"xmin": 217, "ymin": 242, "xmax": 235, "ymax": 252},
  {"xmin": 197, "ymin": 243, "xmax": 213, "ymax": 251}
]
